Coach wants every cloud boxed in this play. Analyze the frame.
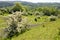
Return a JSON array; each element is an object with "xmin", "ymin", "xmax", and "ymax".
[
  {"xmin": 0, "ymin": 0, "xmax": 60, "ymax": 3},
  {"xmin": 0, "ymin": 0, "xmax": 21, "ymax": 1},
  {"xmin": 21, "ymin": 0, "xmax": 60, "ymax": 3}
]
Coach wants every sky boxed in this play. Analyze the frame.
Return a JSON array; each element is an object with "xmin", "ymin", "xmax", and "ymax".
[
  {"xmin": 21, "ymin": 0, "xmax": 60, "ymax": 3},
  {"xmin": 0, "ymin": 0, "xmax": 60, "ymax": 3}
]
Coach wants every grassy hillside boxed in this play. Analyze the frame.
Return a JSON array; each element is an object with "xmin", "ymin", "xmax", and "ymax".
[
  {"xmin": 12, "ymin": 18, "xmax": 60, "ymax": 40},
  {"xmin": 0, "ymin": 14, "xmax": 60, "ymax": 40},
  {"xmin": 23, "ymin": 15, "xmax": 48, "ymax": 24},
  {"xmin": 0, "ymin": 1, "xmax": 60, "ymax": 40},
  {"xmin": 0, "ymin": 15, "xmax": 7, "ymax": 29}
]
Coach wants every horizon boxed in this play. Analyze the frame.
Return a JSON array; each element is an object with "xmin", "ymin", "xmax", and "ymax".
[{"xmin": 0, "ymin": 0, "xmax": 60, "ymax": 3}]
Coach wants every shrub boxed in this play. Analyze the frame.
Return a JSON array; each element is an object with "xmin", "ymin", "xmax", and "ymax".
[
  {"xmin": 34, "ymin": 18, "xmax": 37, "ymax": 22},
  {"xmin": 0, "ymin": 11, "xmax": 31, "ymax": 40},
  {"xmin": 36, "ymin": 16, "xmax": 40, "ymax": 19},
  {"xmin": 49, "ymin": 15, "xmax": 57, "ymax": 21},
  {"xmin": 34, "ymin": 11, "xmax": 40, "ymax": 16},
  {"xmin": 0, "ymin": 11, "xmax": 3, "ymax": 15},
  {"xmin": 50, "ymin": 18, "xmax": 56, "ymax": 21},
  {"xmin": 0, "ymin": 11, "xmax": 30, "ymax": 40},
  {"xmin": 58, "ymin": 15, "xmax": 60, "ymax": 18},
  {"xmin": 11, "ymin": 3, "xmax": 24, "ymax": 12},
  {"xmin": 27, "ymin": 11, "xmax": 33, "ymax": 16},
  {"xmin": 22, "ymin": 12, "xmax": 28, "ymax": 16},
  {"xmin": 43, "ymin": 10, "xmax": 51, "ymax": 16}
]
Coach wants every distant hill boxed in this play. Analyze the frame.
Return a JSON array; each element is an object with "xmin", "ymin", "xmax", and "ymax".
[
  {"xmin": 0, "ymin": 1, "xmax": 14, "ymax": 8},
  {"xmin": 0, "ymin": 1, "xmax": 60, "ymax": 9}
]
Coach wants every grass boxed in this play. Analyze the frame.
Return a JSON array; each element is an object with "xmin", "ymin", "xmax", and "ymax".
[
  {"xmin": 0, "ymin": 15, "xmax": 7, "ymax": 29},
  {"xmin": 0, "ymin": 14, "xmax": 60, "ymax": 40},
  {"xmin": 23, "ymin": 15, "xmax": 48, "ymax": 24},
  {"xmin": 12, "ymin": 18, "xmax": 60, "ymax": 40}
]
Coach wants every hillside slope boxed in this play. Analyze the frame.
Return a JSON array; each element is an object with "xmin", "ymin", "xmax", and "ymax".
[{"xmin": 12, "ymin": 19, "xmax": 60, "ymax": 40}]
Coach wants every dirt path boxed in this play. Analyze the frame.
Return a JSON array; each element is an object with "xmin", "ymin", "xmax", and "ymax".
[{"xmin": 28, "ymin": 22, "xmax": 46, "ymax": 28}]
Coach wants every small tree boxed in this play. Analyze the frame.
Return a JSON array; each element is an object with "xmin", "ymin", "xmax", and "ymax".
[
  {"xmin": 49, "ymin": 15, "xmax": 57, "ymax": 21},
  {"xmin": 11, "ymin": 3, "xmax": 24, "ymax": 12}
]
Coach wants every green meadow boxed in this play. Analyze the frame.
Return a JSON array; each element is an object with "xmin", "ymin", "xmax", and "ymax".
[{"xmin": 0, "ymin": 2, "xmax": 60, "ymax": 40}]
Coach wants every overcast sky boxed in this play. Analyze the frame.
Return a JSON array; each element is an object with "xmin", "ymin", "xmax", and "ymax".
[{"xmin": 0, "ymin": 0, "xmax": 60, "ymax": 3}]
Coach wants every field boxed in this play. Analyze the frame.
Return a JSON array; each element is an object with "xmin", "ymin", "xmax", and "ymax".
[
  {"xmin": 12, "ymin": 18, "xmax": 60, "ymax": 40},
  {"xmin": 0, "ymin": 14, "xmax": 60, "ymax": 40},
  {"xmin": 0, "ymin": 1, "xmax": 60, "ymax": 40},
  {"xmin": 0, "ymin": 15, "xmax": 7, "ymax": 29}
]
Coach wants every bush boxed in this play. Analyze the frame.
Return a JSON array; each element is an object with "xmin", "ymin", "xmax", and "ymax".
[
  {"xmin": 0, "ymin": 11, "xmax": 3, "ymax": 15},
  {"xmin": 36, "ymin": 16, "xmax": 40, "ymax": 19},
  {"xmin": 49, "ymin": 15, "xmax": 57, "ymax": 21},
  {"xmin": 50, "ymin": 18, "xmax": 56, "ymax": 21},
  {"xmin": 22, "ymin": 12, "xmax": 28, "ymax": 16},
  {"xmin": 58, "ymin": 15, "xmax": 60, "ymax": 18},
  {"xmin": 43, "ymin": 10, "xmax": 51, "ymax": 16},
  {"xmin": 34, "ymin": 18, "xmax": 37, "ymax": 22},
  {"xmin": 27, "ymin": 11, "xmax": 33, "ymax": 16},
  {"xmin": 34, "ymin": 11, "xmax": 40, "ymax": 16},
  {"xmin": 0, "ymin": 12, "xmax": 30, "ymax": 40},
  {"xmin": 11, "ymin": 3, "xmax": 24, "ymax": 12}
]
